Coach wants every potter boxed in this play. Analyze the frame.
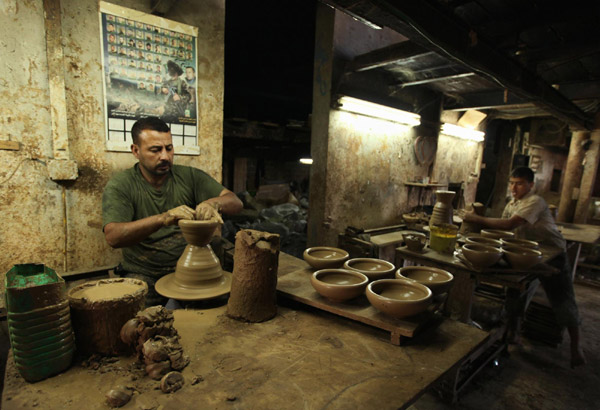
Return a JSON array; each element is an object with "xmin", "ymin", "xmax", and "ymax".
[
  {"xmin": 102, "ymin": 117, "xmax": 243, "ymax": 306},
  {"xmin": 463, "ymin": 166, "xmax": 585, "ymax": 368}
]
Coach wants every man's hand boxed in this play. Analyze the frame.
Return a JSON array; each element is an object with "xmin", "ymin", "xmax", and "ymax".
[
  {"xmin": 162, "ymin": 205, "xmax": 196, "ymax": 226},
  {"xmin": 195, "ymin": 202, "xmax": 224, "ymax": 223},
  {"xmin": 460, "ymin": 209, "xmax": 477, "ymax": 223}
]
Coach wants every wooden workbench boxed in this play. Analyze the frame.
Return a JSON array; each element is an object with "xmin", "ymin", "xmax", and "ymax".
[
  {"xmin": 556, "ymin": 222, "xmax": 600, "ymax": 279},
  {"xmin": 2, "ymin": 253, "xmax": 488, "ymax": 410},
  {"xmin": 395, "ymin": 246, "xmax": 562, "ymax": 323}
]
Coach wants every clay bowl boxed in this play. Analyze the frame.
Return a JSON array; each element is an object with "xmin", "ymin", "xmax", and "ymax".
[
  {"xmin": 461, "ymin": 243, "xmax": 503, "ymax": 269},
  {"xmin": 343, "ymin": 258, "xmax": 396, "ymax": 281},
  {"xmin": 402, "ymin": 213, "xmax": 421, "ymax": 227},
  {"xmin": 310, "ymin": 269, "xmax": 369, "ymax": 302},
  {"xmin": 366, "ymin": 279, "xmax": 432, "ymax": 319},
  {"xmin": 179, "ymin": 219, "xmax": 219, "ymax": 246},
  {"xmin": 402, "ymin": 232, "xmax": 427, "ymax": 252},
  {"xmin": 303, "ymin": 247, "xmax": 349, "ymax": 269},
  {"xmin": 464, "ymin": 235, "xmax": 502, "ymax": 248},
  {"xmin": 503, "ymin": 246, "xmax": 543, "ymax": 270},
  {"xmin": 500, "ymin": 238, "xmax": 539, "ymax": 249},
  {"xmin": 480, "ymin": 229, "xmax": 515, "ymax": 240},
  {"xmin": 395, "ymin": 266, "xmax": 454, "ymax": 295}
]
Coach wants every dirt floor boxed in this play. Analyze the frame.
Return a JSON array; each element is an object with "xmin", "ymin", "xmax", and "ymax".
[
  {"xmin": 0, "ymin": 283, "xmax": 598, "ymax": 409},
  {"xmin": 411, "ymin": 282, "xmax": 600, "ymax": 410}
]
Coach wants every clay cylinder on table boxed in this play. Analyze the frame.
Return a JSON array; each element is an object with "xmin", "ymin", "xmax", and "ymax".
[
  {"xmin": 227, "ymin": 229, "xmax": 280, "ymax": 322},
  {"xmin": 459, "ymin": 202, "xmax": 485, "ymax": 234},
  {"xmin": 68, "ymin": 278, "xmax": 147, "ymax": 355}
]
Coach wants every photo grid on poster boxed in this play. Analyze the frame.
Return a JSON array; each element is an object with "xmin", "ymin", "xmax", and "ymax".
[{"xmin": 100, "ymin": 9, "xmax": 199, "ymax": 152}]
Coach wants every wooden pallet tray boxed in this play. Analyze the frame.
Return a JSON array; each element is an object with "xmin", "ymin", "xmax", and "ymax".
[{"xmin": 277, "ymin": 267, "xmax": 441, "ymax": 345}]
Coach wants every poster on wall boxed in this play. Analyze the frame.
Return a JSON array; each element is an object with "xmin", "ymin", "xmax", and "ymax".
[{"xmin": 99, "ymin": 2, "xmax": 200, "ymax": 154}]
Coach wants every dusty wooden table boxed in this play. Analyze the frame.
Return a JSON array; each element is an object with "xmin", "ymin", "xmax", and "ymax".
[
  {"xmin": 556, "ymin": 222, "xmax": 600, "ymax": 278},
  {"xmin": 2, "ymin": 253, "xmax": 488, "ymax": 410}
]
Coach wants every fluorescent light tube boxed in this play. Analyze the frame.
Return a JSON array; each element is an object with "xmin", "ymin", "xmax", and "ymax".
[
  {"xmin": 441, "ymin": 123, "xmax": 485, "ymax": 142},
  {"xmin": 338, "ymin": 96, "xmax": 421, "ymax": 126}
]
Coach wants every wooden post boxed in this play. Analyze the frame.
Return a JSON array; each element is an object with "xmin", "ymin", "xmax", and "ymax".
[
  {"xmin": 233, "ymin": 157, "xmax": 248, "ymax": 193},
  {"xmin": 227, "ymin": 230, "xmax": 280, "ymax": 322},
  {"xmin": 557, "ymin": 130, "xmax": 589, "ymax": 222},
  {"xmin": 574, "ymin": 114, "xmax": 600, "ymax": 223}
]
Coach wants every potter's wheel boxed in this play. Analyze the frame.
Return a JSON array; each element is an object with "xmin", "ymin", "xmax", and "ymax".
[
  {"xmin": 155, "ymin": 271, "xmax": 232, "ymax": 301},
  {"xmin": 155, "ymin": 219, "xmax": 232, "ymax": 301}
]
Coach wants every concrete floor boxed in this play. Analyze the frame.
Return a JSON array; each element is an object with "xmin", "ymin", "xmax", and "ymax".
[{"xmin": 411, "ymin": 282, "xmax": 600, "ymax": 410}]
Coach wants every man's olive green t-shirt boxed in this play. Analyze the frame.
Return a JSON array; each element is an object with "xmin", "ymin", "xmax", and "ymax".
[{"xmin": 102, "ymin": 164, "xmax": 224, "ymax": 279}]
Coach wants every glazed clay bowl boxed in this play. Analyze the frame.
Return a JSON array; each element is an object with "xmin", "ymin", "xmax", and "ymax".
[
  {"xmin": 402, "ymin": 232, "xmax": 427, "ymax": 252},
  {"xmin": 464, "ymin": 235, "xmax": 502, "ymax": 248},
  {"xmin": 503, "ymin": 246, "xmax": 543, "ymax": 270},
  {"xmin": 310, "ymin": 269, "xmax": 369, "ymax": 302},
  {"xmin": 303, "ymin": 247, "xmax": 350, "ymax": 269},
  {"xmin": 343, "ymin": 258, "xmax": 396, "ymax": 281},
  {"xmin": 480, "ymin": 229, "xmax": 515, "ymax": 240},
  {"xmin": 461, "ymin": 243, "xmax": 503, "ymax": 269},
  {"xmin": 395, "ymin": 266, "xmax": 454, "ymax": 295},
  {"xmin": 500, "ymin": 238, "xmax": 539, "ymax": 249},
  {"xmin": 366, "ymin": 279, "xmax": 432, "ymax": 319}
]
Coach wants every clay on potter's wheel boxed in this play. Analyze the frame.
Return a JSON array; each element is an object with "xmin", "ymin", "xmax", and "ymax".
[
  {"xmin": 179, "ymin": 219, "xmax": 219, "ymax": 246},
  {"xmin": 155, "ymin": 219, "xmax": 232, "ymax": 301},
  {"xmin": 67, "ymin": 278, "xmax": 147, "ymax": 356}
]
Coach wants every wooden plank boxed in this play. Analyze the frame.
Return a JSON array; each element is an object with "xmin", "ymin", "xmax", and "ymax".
[
  {"xmin": 277, "ymin": 267, "xmax": 436, "ymax": 344},
  {"xmin": 557, "ymin": 222, "xmax": 600, "ymax": 244},
  {"xmin": 0, "ymin": 141, "xmax": 20, "ymax": 150},
  {"xmin": 370, "ymin": 231, "xmax": 409, "ymax": 247},
  {"xmin": 43, "ymin": 0, "xmax": 70, "ymax": 159}
]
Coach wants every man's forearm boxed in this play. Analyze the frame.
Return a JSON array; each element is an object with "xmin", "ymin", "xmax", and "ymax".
[
  {"xmin": 467, "ymin": 214, "xmax": 522, "ymax": 230},
  {"xmin": 104, "ymin": 214, "xmax": 166, "ymax": 248},
  {"xmin": 202, "ymin": 191, "xmax": 243, "ymax": 215}
]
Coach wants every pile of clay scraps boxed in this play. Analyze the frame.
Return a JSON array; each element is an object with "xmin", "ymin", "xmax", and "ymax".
[{"xmin": 119, "ymin": 306, "xmax": 189, "ymax": 396}]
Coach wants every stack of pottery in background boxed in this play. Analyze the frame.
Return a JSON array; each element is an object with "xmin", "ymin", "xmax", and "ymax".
[{"xmin": 5, "ymin": 264, "xmax": 75, "ymax": 382}]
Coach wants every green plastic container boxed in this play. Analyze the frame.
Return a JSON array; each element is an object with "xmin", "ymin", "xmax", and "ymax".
[{"xmin": 5, "ymin": 264, "xmax": 74, "ymax": 382}]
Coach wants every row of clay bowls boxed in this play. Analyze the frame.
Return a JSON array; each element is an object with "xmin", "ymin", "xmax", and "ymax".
[
  {"xmin": 462, "ymin": 235, "xmax": 542, "ymax": 270},
  {"xmin": 304, "ymin": 246, "xmax": 454, "ymax": 319}
]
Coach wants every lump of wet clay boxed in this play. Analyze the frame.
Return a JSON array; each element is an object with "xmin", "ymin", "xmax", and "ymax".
[
  {"xmin": 160, "ymin": 371, "xmax": 185, "ymax": 393},
  {"xmin": 146, "ymin": 360, "xmax": 171, "ymax": 381},
  {"xmin": 105, "ymin": 385, "xmax": 132, "ymax": 407},
  {"xmin": 142, "ymin": 335, "xmax": 190, "ymax": 370}
]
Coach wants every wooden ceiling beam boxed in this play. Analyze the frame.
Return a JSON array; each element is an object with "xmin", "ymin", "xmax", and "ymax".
[
  {"xmin": 348, "ymin": 41, "xmax": 433, "ymax": 72},
  {"xmin": 445, "ymin": 80, "xmax": 600, "ymax": 111},
  {"xmin": 397, "ymin": 72, "xmax": 476, "ymax": 87}
]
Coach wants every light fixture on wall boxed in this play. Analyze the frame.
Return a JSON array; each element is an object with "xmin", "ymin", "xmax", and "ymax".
[
  {"xmin": 441, "ymin": 123, "xmax": 485, "ymax": 142},
  {"xmin": 299, "ymin": 158, "xmax": 313, "ymax": 165},
  {"xmin": 337, "ymin": 96, "xmax": 421, "ymax": 126}
]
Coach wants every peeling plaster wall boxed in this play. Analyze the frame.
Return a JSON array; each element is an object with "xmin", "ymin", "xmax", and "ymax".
[
  {"xmin": 321, "ymin": 110, "xmax": 426, "ymax": 244},
  {"xmin": 0, "ymin": 0, "xmax": 225, "ymax": 278},
  {"xmin": 432, "ymin": 134, "xmax": 484, "ymax": 206}
]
